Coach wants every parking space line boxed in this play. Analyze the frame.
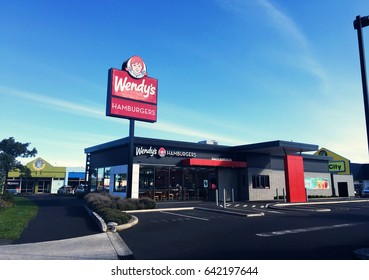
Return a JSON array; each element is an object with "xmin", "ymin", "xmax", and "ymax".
[
  {"xmin": 160, "ymin": 211, "xmax": 210, "ymax": 221},
  {"xmin": 256, "ymin": 223, "xmax": 357, "ymax": 237}
]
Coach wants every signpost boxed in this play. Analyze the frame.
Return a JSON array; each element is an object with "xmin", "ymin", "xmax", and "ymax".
[{"xmin": 106, "ymin": 56, "xmax": 158, "ymax": 198}]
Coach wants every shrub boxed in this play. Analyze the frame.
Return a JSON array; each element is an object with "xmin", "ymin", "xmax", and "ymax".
[
  {"xmin": 83, "ymin": 193, "xmax": 156, "ymax": 222},
  {"xmin": 84, "ymin": 192, "xmax": 113, "ymax": 212},
  {"xmin": 96, "ymin": 207, "xmax": 132, "ymax": 225},
  {"xmin": 138, "ymin": 197, "xmax": 156, "ymax": 209},
  {"xmin": 115, "ymin": 199, "xmax": 136, "ymax": 211},
  {"xmin": 0, "ymin": 193, "xmax": 15, "ymax": 209}
]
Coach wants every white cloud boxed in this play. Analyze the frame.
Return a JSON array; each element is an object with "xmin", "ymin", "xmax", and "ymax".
[{"xmin": 0, "ymin": 85, "xmax": 104, "ymax": 118}]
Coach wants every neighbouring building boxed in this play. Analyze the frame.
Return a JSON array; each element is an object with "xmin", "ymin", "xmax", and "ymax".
[{"xmin": 6, "ymin": 157, "xmax": 85, "ymax": 194}]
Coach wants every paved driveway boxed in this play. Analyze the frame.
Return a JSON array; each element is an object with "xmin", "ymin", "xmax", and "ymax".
[{"xmin": 12, "ymin": 194, "xmax": 101, "ymax": 244}]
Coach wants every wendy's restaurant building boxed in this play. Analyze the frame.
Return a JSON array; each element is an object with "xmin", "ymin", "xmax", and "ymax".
[
  {"xmin": 96, "ymin": 56, "xmax": 354, "ymax": 202},
  {"xmin": 84, "ymin": 137, "xmax": 355, "ymax": 202}
]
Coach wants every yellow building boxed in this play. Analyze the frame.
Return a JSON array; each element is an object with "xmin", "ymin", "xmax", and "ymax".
[
  {"xmin": 315, "ymin": 148, "xmax": 351, "ymax": 175},
  {"xmin": 7, "ymin": 157, "xmax": 66, "ymax": 194}
]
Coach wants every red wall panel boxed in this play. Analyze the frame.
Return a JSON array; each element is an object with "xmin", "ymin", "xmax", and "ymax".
[{"xmin": 284, "ymin": 155, "xmax": 306, "ymax": 203}]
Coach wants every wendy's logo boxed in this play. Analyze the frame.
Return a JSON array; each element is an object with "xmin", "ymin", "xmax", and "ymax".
[
  {"xmin": 158, "ymin": 147, "xmax": 166, "ymax": 157},
  {"xmin": 124, "ymin": 56, "xmax": 147, "ymax": 79}
]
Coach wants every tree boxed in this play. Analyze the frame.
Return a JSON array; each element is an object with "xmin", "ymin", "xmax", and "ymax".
[{"xmin": 0, "ymin": 137, "xmax": 37, "ymax": 194}]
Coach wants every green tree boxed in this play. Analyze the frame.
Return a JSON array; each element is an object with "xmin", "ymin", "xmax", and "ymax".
[{"xmin": 0, "ymin": 137, "xmax": 37, "ymax": 194}]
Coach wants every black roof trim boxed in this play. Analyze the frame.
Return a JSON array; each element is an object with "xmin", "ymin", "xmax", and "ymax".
[
  {"xmin": 85, "ymin": 136, "xmax": 230, "ymax": 154},
  {"xmin": 231, "ymin": 140, "xmax": 319, "ymax": 155},
  {"xmin": 85, "ymin": 137, "xmax": 319, "ymax": 156}
]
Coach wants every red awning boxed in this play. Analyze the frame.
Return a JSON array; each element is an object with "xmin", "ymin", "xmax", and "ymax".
[{"xmin": 181, "ymin": 158, "xmax": 247, "ymax": 168}]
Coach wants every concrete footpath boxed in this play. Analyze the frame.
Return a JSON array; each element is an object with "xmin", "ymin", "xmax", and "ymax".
[
  {"xmin": 0, "ymin": 232, "xmax": 132, "ymax": 260},
  {"xmin": 0, "ymin": 195, "xmax": 134, "ymax": 260}
]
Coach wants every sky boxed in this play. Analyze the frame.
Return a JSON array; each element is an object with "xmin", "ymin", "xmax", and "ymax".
[{"xmin": 1, "ymin": 0, "xmax": 369, "ymax": 167}]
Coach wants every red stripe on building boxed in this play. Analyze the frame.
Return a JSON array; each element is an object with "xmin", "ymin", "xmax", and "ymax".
[{"xmin": 181, "ymin": 158, "xmax": 247, "ymax": 168}]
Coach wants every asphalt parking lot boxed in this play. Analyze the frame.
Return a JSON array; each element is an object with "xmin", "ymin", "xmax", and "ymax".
[{"xmin": 119, "ymin": 199, "xmax": 369, "ymax": 260}]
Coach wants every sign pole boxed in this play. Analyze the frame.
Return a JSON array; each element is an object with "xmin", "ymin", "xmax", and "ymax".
[
  {"xmin": 127, "ymin": 119, "xmax": 134, "ymax": 198},
  {"xmin": 354, "ymin": 15, "xmax": 369, "ymax": 152}
]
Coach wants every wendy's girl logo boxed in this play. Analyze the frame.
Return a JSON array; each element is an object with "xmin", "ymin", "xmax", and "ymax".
[
  {"xmin": 125, "ymin": 56, "xmax": 147, "ymax": 79},
  {"xmin": 158, "ymin": 147, "xmax": 167, "ymax": 157}
]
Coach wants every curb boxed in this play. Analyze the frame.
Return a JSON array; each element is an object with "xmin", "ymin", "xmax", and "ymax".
[
  {"xmin": 195, "ymin": 206, "xmax": 265, "ymax": 217},
  {"xmin": 106, "ymin": 232, "xmax": 134, "ymax": 260},
  {"xmin": 84, "ymin": 205, "xmax": 107, "ymax": 232},
  {"xmin": 126, "ymin": 207, "xmax": 195, "ymax": 213},
  {"xmin": 268, "ymin": 199, "xmax": 369, "ymax": 212},
  {"xmin": 115, "ymin": 216, "xmax": 139, "ymax": 231},
  {"xmin": 84, "ymin": 205, "xmax": 139, "ymax": 232},
  {"xmin": 268, "ymin": 204, "xmax": 331, "ymax": 212}
]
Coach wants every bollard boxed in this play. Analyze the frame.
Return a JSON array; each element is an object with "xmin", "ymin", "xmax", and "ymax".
[
  {"xmin": 283, "ymin": 188, "xmax": 286, "ymax": 203},
  {"xmin": 223, "ymin": 188, "xmax": 226, "ymax": 209},
  {"xmin": 216, "ymin": 189, "xmax": 219, "ymax": 206},
  {"xmin": 276, "ymin": 189, "xmax": 279, "ymax": 200},
  {"xmin": 232, "ymin": 188, "xmax": 235, "ymax": 202}
]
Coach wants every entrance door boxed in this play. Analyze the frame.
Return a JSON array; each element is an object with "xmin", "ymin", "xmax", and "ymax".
[
  {"xmin": 338, "ymin": 182, "xmax": 349, "ymax": 197},
  {"xmin": 37, "ymin": 180, "xmax": 51, "ymax": 193}
]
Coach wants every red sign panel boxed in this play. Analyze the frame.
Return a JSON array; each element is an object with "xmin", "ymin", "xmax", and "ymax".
[
  {"xmin": 109, "ymin": 97, "xmax": 157, "ymax": 122},
  {"xmin": 110, "ymin": 68, "xmax": 158, "ymax": 104},
  {"xmin": 106, "ymin": 56, "xmax": 158, "ymax": 123}
]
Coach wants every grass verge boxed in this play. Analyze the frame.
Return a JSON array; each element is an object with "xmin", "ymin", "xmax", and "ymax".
[{"xmin": 0, "ymin": 196, "xmax": 38, "ymax": 240}]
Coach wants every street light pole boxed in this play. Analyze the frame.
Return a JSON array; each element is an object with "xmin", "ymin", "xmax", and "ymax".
[{"xmin": 354, "ymin": 15, "xmax": 369, "ymax": 152}]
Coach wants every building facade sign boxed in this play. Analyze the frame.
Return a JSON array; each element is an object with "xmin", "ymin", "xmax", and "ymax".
[
  {"xmin": 106, "ymin": 56, "xmax": 158, "ymax": 122},
  {"xmin": 135, "ymin": 146, "xmax": 197, "ymax": 158},
  {"xmin": 305, "ymin": 178, "xmax": 330, "ymax": 190},
  {"xmin": 328, "ymin": 161, "xmax": 346, "ymax": 172}
]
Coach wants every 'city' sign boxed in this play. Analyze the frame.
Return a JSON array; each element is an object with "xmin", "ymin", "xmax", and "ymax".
[
  {"xmin": 106, "ymin": 56, "xmax": 158, "ymax": 122},
  {"xmin": 328, "ymin": 161, "xmax": 346, "ymax": 172}
]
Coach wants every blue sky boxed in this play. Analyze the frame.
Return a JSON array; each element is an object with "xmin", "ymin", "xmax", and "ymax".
[{"xmin": 1, "ymin": 0, "xmax": 369, "ymax": 167}]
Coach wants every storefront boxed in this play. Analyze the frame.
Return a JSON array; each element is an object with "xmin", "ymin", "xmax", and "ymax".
[
  {"xmin": 84, "ymin": 137, "xmax": 348, "ymax": 201},
  {"xmin": 7, "ymin": 157, "xmax": 66, "ymax": 194}
]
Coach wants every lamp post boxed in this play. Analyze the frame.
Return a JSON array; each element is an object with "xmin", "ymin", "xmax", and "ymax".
[{"xmin": 354, "ymin": 15, "xmax": 369, "ymax": 152}]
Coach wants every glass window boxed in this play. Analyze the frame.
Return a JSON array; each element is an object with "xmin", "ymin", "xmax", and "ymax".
[
  {"xmin": 104, "ymin": 167, "xmax": 111, "ymax": 190},
  {"xmin": 90, "ymin": 168, "xmax": 97, "ymax": 192},
  {"xmin": 252, "ymin": 175, "xmax": 270, "ymax": 189},
  {"xmin": 114, "ymin": 173, "xmax": 127, "ymax": 192},
  {"xmin": 139, "ymin": 165, "xmax": 154, "ymax": 191},
  {"xmin": 183, "ymin": 167, "xmax": 196, "ymax": 190},
  {"xmin": 170, "ymin": 167, "xmax": 183, "ymax": 188},
  {"xmin": 155, "ymin": 166, "xmax": 169, "ymax": 189},
  {"xmin": 196, "ymin": 167, "xmax": 213, "ymax": 199},
  {"xmin": 97, "ymin": 168, "xmax": 104, "ymax": 191}
]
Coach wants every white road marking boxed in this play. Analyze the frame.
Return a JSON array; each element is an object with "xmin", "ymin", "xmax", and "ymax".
[
  {"xmin": 160, "ymin": 211, "xmax": 209, "ymax": 221},
  {"xmin": 261, "ymin": 210, "xmax": 286, "ymax": 214},
  {"xmin": 256, "ymin": 223, "xmax": 357, "ymax": 237}
]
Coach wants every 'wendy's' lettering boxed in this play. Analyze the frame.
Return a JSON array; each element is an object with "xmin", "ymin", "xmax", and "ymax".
[{"xmin": 114, "ymin": 76, "xmax": 156, "ymax": 98}]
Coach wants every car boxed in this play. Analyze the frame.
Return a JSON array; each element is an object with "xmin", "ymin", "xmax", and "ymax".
[
  {"xmin": 57, "ymin": 186, "xmax": 74, "ymax": 195},
  {"xmin": 74, "ymin": 185, "xmax": 85, "ymax": 193},
  {"xmin": 361, "ymin": 186, "xmax": 369, "ymax": 197},
  {"xmin": 5, "ymin": 187, "xmax": 20, "ymax": 195}
]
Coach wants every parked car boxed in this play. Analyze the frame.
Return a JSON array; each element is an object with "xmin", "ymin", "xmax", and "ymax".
[
  {"xmin": 5, "ymin": 186, "xmax": 21, "ymax": 195},
  {"xmin": 57, "ymin": 186, "xmax": 74, "ymax": 195},
  {"xmin": 361, "ymin": 186, "xmax": 369, "ymax": 197},
  {"xmin": 74, "ymin": 185, "xmax": 85, "ymax": 193}
]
